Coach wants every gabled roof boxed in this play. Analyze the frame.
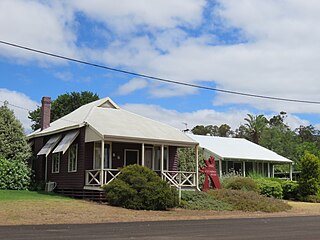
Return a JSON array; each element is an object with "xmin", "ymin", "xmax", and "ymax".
[
  {"xmin": 187, "ymin": 134, "xmax": 292, "ymax": 163},
  {"xmin": 28, "ymin": 97, "xmax": 197, "ymax": 146}
]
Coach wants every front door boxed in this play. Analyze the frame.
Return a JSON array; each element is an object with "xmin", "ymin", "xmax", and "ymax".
[{"xmin": 144, "ymin": 147, "xmax": 153, "ymax": 169}]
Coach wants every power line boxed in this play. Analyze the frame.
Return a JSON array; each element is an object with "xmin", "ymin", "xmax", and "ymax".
[
  {"xmin": 0, "ymin": 100, "xmax": 79, "ymax": 124},
  {"xmin": 0, "ymin": 100, "xmax": 31, "ymax": 111},
  {"xmin": 1, "ymin": 40, "xmax": 320, "ymax": 105}
]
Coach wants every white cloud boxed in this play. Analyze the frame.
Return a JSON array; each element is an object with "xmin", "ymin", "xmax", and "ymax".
[
  {"xmin": 0, "ymin": 0, "xmax": 77, "ymax": 63},
  {"xmin": 122, "ymin": 103, "xmax": 311, "ymax": 132},
  {"xmin": 2, "ymin": 0, "xmax": 320, "ymax": 116},
  {"xmin": 69, "ymin": 0, "xmax": 205, "ymax": 34},
  {"xmin": 54, "ymin": 72, "xmax": 74, "ymax": 82},
  {"xmin": 116, "ymin": 78, "xmax": 148, "ymax": 95},
  {"xmin": 88, "ymin": 1, "xmax": 320, "ymax": 114},
  {"xmin": 122, "ymin": 103, "xmax": 250, "ymax": 131},
  {"xmin": 0, "ymin": 89, "xmax": 38, "ymax": 133}
]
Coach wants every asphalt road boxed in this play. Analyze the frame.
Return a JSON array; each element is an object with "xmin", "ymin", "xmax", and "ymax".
[{"xmin": 1, "ymin": 216, "xmax": 320, "ymax": 240}]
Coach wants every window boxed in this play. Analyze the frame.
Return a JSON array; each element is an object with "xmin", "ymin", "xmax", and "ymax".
[
  {"xmin": 93, "ymin": 142, "xmax": 110, "ymax": 169},
  {"xmin": 153, "ymin": 146, "xmax": 168, "ymax": 171},
  {"xmin": 124, "ymin": 149, "xmax": 139, "ymax": 166},
  {"xmin": 52, "ymin": 153, "xmax": 60, "ymax": 173},
  {"xmin": 68, "ymin": 144, "xmax": 78, "ymax": 172}
]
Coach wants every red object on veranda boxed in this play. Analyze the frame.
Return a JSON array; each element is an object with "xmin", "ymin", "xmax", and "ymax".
[{"xmin": 199, "ymin": 156, "xmax": 221, "ymax": 191}]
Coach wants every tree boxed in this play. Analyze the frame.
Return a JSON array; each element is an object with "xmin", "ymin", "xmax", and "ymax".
[
  {"xmin": 191, "ymin": 124, "xmax": 233, "ymax": 137},
  {"xmin": 218, "ymin": 124, "xmax": 233, "ymax": 137},
  {"xmin": 298, "ymin": 152, "xmax": 320, "ymax": 197},
  {"xmin": 295, "ymin": 125, "xmax": 317, "ymax": 143},
  {"xmin": 29, "ymin": 91, "xmax": 99, "ymax": 130},
  {"xmin": 191, "ymin": 125, "xmax": 209, "ymax": 135},
  {"xmin": 243, "ymin": 114, "xmax": 268, "ymax": 144},
  {"xmin": 0, "ymin": 103, "xmax": 31, "ymax": 162}
]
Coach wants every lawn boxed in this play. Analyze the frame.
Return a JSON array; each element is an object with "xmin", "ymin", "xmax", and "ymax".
[
  {"xmin": 0, "ymin": 190, "xmax": 319, "ymax": 226},
  {"xmin": 0, "ymin": 190, "xmax": 69, "ymax": 201}
]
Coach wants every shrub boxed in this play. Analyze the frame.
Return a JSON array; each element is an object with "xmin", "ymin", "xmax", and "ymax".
[
  {"xmin": 224, "ymin": 177, "xmax": 258, "ymax": 192},
  {"xmin": 298, "ymin": 152, "xmax": 320, "ymax": 197},
  {"xmin": 0, "ymin": 104, "xmax": 31, "ymax": 162},
  {"xmin": 103, "ymin": 164, "xmax": 178, "ymax": 210},
  {"xmin": 209, "ymin": 189, "xmax": 291, "ymax": 212},
  {"xmin": 300, "ymin": 195, "xmax": 320, "ymax": 203},
  {"xmin": 254, "ymin": 178, "xmax": 283, "ymax": 199},
  {"xmin": 180, "ymin": 191, "xmax": 232, "ymax": 211},
  {"xmin": 0, "ymin": 157, "xmax": 31, "ymax": 190},
  {"xmin": 282, "ymin": 181, "xmax": 299, "ymax": 200}
]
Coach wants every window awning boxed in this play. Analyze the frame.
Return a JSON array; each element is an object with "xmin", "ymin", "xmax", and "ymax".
[
  {"xmin": 37, "ymin": 135, "xmax": 62, "ymax": 157},
  {"xmin": 52, "ymin": 130, "xmax": 79, "ymax": 154}
]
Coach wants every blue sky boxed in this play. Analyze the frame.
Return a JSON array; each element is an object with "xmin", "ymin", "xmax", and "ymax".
[{"xmin": 1, "ymin": 0, "xmax": 319, "ymax": 132}]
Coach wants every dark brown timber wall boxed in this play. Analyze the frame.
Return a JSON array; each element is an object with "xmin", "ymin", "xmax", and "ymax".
[{"xmin": 47, "ymin": 127, "xmax": 86, "ymax": 190}]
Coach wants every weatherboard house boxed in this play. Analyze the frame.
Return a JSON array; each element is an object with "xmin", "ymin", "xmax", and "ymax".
[
  {"xmin": 187, "ymin": 134, "xmax": 293, "ymax": 180},
  {"xmin": 28, "ymin": 96, "xmax": 293, "ymax": 198},
  {"xmin": 28, "ymin": 97, "xmax": 200, "ymax": 197}
]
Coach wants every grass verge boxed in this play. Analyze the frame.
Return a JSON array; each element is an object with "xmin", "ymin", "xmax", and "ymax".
[{"xmin": 0, "ymin": 190, "xmax": 70, "ymax": 201}]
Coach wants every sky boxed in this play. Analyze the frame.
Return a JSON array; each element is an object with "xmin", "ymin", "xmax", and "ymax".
[{"xmin": 1, "ymin": 0, "xmax": 320, "ymax": 133}]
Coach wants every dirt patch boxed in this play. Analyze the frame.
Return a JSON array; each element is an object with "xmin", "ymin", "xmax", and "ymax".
[{"xmin": 0, "ymin": 200, "xmax": 319, "ymax": 225}]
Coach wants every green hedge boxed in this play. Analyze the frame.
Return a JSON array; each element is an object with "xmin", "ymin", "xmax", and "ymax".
[
  {"xmin": 298, "ymin": 152, "xmax": 320, "ymax": 197},
  {"xmin": 103, "ymin": 164, "xmax": 178, "ymax": 210},
  {"xmin": 282, "ymin": 181, "xmax": 299, "ymax": 200},
  {"xmin": 254, "ymin": 178, "xmax": 283, "ymax": 199},
  {"xmin": 224, "ymin": 177, "xmax": 258, "ymax": 192},
  {"xmin": 209, "ymin": 189, "xmax": 291, "ymax": 212},
  {"xmin": 180, "ymin": 191, "xmax": 232, "ymax": 211},
  {"xmin": 0, "ymin": 157, "xmax": 31, "ymax": 190}
]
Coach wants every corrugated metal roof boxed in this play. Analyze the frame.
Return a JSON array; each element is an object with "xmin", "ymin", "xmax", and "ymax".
[
  {"xmin": 28, "ymin": 97, "xmax": 197, "ymax": 146},
  {"xmin": 187, "ymin": 134, "xmax": 292, "ymax": 163}
]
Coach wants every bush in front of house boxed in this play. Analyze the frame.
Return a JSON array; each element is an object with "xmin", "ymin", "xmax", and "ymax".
[
  {"xmin": 180, "ymin": 191, "xmax": 232, "ymax": 211},
  {"xmin": 282, "ymin": 181, "xmax": 299, "ymax": 200},
  {"xmin": 0, "ymin": 157, "xmax": 31, "ymax": 190},
  {"xmin": 224, "ymin": 176, "xmax": 258, "ymax": 192},
  {"xmin": 298, "ymin": 152, "xmax": 320, "ymax": 197},
  {"xmin": 254, "ymin": 178, "xmax": 283, "ymax": 199},
  {"xmin": 209, "ymin": 189, "xmax": 291, "ymax": 212},
  {"xmin": 103, "ymin": 164, "xmax": 179, "ymax": 210}
]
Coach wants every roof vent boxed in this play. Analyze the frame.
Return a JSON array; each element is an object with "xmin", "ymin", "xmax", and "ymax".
[{"xmin": 98, "ymin": 98, "xmax": 119, "ymax": 109}]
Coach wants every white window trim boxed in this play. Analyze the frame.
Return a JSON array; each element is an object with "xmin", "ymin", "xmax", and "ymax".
[
  {"xmin": 93, "ymin": 142, "xmax": 112, "ymax": 169},
  {"xmin": 68, "ymin": 144, "xmax": 78, "ymax": 173},
  {"xmin": 52, "ymin": 153, "xmax": 60, "ymax": 174},
  {"xmin": 124, "ymin": 149, "xmax": 139, "ymax": 166}
]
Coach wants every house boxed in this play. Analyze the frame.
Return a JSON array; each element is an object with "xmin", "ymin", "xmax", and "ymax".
[
  {"xmin": 28, "ymin": 97, "xmax": 199, "ymax": 197},
  {"xmin": 187, "ymin": 134, "xmax": 293, "ymax": 180}
]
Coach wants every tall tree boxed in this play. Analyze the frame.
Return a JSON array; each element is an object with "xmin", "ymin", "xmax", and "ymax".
[
  {"xmin": 192, "ymin": 124, "xmax": 233, "ymax": 137},
  {"xmin": 0, "ymin": 102, "xmax": 31, "ymax": 162},
  {"xmin": 243, "ymin": 114, "xmax": 268, "ymax": 144},
  {"xmin": 218, "ymin": 124, "xmax": 233, "ymax": 137},
  {"xmin": 29, "ymin": 91, "xmax": 99, "ymax": 130}
]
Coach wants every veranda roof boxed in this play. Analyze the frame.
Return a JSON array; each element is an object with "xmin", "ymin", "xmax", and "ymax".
[
  {"xmin": 187, "ymin": 134, "xmax": 292, "ymax": 163},
  {"xmin": 28, "ymin": 97, "xmax": 197, "ymax": 146}
]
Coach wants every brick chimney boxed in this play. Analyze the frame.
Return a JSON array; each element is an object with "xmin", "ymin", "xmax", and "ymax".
[{"xmin": 40, "ymin": 96, "xmax": 51, "ymax": 130}]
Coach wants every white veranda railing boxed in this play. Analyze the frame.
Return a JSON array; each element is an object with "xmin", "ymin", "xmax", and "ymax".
[
  {"xmin": 85, "ymin": 169, "xmax": 121, "ymax": 186},
  {"xmin": 161, "ymin": 171, "xmax": 197, "ymax": 189},
  {"xmin": 85, "ymin": 169, "xmax": 196, "ymax": 190}
]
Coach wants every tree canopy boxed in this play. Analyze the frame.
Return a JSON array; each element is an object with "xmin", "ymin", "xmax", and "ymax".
[
  {"xmin": 29, "ymin": 91, "xmax": 99, "ymax": 130},
  {"xmin": 0, "ymin": 103, "xmax": 31, "ymax": 162},
  {"xmin": 190, "ymin": 112, "xmax": 320, "ymax": 171}
]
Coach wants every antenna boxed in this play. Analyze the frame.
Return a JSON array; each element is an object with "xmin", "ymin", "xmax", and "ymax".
[{"xmin": 182, "ymin": 122, "xmax": 189, "ymax": 132}]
